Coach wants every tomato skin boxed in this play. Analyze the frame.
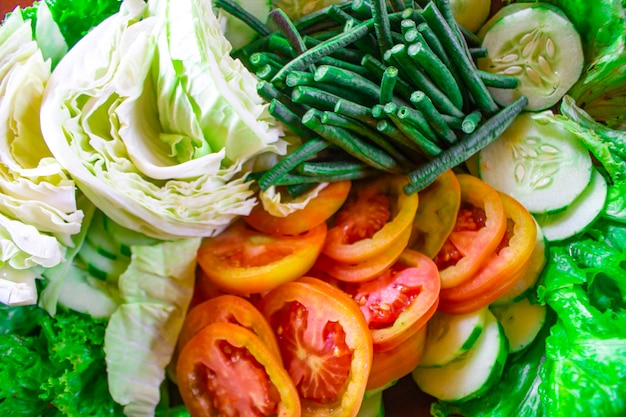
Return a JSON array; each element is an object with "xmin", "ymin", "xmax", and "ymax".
[
  {"xmin": 244, "ymin": 181, "xmax": 351, "ymax": 236},
  {"xmin": 366, "ymin": 325, "xmax": 427, "ymax": 391},
  {"xmin": 438, "ymin": 193, "xmax": 537, "ymax": 313},
  {"xmin": 436, "ymin": 174, "xmax": 507, "ymax": 289},
  {"xmin": 258, "ymin": 278, "xmax": 373, "ymax": 417},
  {"xmin": 196, "ymin": 219, "xmax": 327, "ymax": 296},
  {"xmin": 177, "ymin": 294, "xmax": 281, "ymax": 359},
  {"xmin": 323, "ymin": 175, "xmax": 418, "ymax": 264},
  {"xmin": 312, "ymin": 225, "xmax": 411, "ymax": 283},
  {"xmin": 176, "ymin": 322, "xmax": 300, "ymax": 417},
  {"xmin": 408, "ymin": 169, "xmax": 461, "ymax": 258},
  {"xmin": 339, "ymin": 249, "xmax": 440, "ymax": 352}
]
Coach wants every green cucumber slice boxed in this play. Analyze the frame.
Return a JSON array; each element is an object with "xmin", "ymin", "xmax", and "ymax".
[
  {"xmin": 357, "ymin": 390, "xmax": 384, "ymax": 417},
  {"xmin": 534, "ymin": 168, "xmax": 608, "ymax": 242},
  {"xmin": 478, "ymin": 111, "xmax": 593, "ymax": 214},
  {"xmin": 419, "ymin": 308, "xmax": 488, "ymax": 367},
  {"xmin": 412, "ymin": 310, "xmax": 507, "ymax": 402},
  {"xmin": 86, "ymin": 210, "xmax": 125, "ymax": 260},
  {"xmin": 103, "ymin": 215, "xmax": 160, "ymax": 257},
  {"xmin": 491, "ymin": 219, "xmax": 547, "ymax": 305},
  {"xmin": 77, "ymin": 240, "xmax": 130, "ymax": 281},
  {"xmin": 477, "ymin": 3, "xmax": 584, "ymax": 111},
  {"xmin": 490, "ymin": 296, "xmax": 547, "ymax": 353}
]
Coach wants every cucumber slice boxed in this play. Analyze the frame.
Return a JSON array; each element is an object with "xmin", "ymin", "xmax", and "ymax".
[
  {"xmin": 86, "ymin": 210, "xmax": 125, "ymax": 260},
  {"xmin": 103, "ymin": 215, "xmax": 160, "ymax": 257},
  {"xmin": 56, "ymin": 267, "xmax": 120, "ymax": 318},
  {"xmin": 491, "ymin": 220, "xmax": 547, "ymax": 305},
  {"xmin": 490, "ymin": 297, "xmax": 547, "ymax": 353},
  {"xmin": 477, "ymin": 3, "xmax": 583, "ymax": 111},
  {"xmin": 478, "ymin": 111, "xmax": 593, "ymax": 214},
  {"xmin": 534, "ymin": 168, "xmax": 608, "ymax": 242},
  {"xmin": 77, "ymin": 240, "xmax": 130, "ymax": 281},
  {"xmin": 412, "ymin": 310, "xmax": 507, "ymax": 402},
  {"xmin": 419, "ymin": 308, "xmax": 488, "ymax": 367},
  {"xmin": 450, "ymin": 0, "xmax": 491, "ymax": 33}
]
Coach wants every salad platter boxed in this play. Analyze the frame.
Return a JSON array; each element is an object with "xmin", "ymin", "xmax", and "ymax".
[{"xmin": 0, "ymin": 0, "xmax": 625, "ymax": 416}]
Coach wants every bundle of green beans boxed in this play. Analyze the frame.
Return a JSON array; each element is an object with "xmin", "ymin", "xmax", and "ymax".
[{"xmin": 216, "ymin": 0, "xmax": 528, "ymax": 195}]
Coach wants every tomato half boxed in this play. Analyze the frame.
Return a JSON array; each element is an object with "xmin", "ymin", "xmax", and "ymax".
[
  {"xmin": 434, "ymin": 174, "xmax": 507, "ymax": 289},
  {"xmin": 177, "ymin": 322, "xmax": 300, "ymax": 417},
  {"xmin": 312, "ymin": 225, "xmax": 411, "ymax": 283},
  {"xmin": 322, "ymin": 175, "xmax": 418, "ymax": 264},
  {"xmin": 366, "ymin": 324, "xmax": 427, "ymax": 391},
  {"xmin": 258, "ymin": 278, "xmax": 373, "ymax": 417},
  {"xmin": 244, "ymin": 181, "xmax": 351, "ymax": 236},
  {"xmin": 438, "ymin": 192, "xmax": 538, "ymax": 313},
  {"xmin": 408, "ymin": 169, "xmax": 461, "ymax": 258},
  {"xmin": 338, "ymin": 249, "xmax": 440, "ymax": 352},
  {"xmin": 196, "ymin": 219, "xmax": 327, "ymax": 295},
  {"xmin": 178, "ymin": 295, "xmax": 281, "ymax": 359}
]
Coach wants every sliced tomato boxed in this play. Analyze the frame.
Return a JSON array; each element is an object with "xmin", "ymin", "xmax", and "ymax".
[
  {"xmin": 408, "ymin": 169, "xmax": 461, "ymax": 258},
  {"xmin": 312, "ymin": 225, "xmax": 411, "ymax": 283},
  {"xmin": 366, "ymin": 324, "xmax": 427, "ymax": 391},
  {"xmin": 177, "ymin": 322, "xmax": 300, "ymax": 417},
  {"xmin": 438, "ymin": 192, "xmax": 538, "ymax": 313},
  {"xmin": 244, "ymin": 181, "xmax": 351, "ymax": 236},
  {"xmin": 323, "ymin": 175, "xmax": 418, "ymax": 264},
  {"xmin": 258, "ymin": 278, "xmax": 373, "ymax": 417},
  {"xmin": 196, "ymin": 219, "xmax": 327, "ymax": 296},
  {"xmin": 434, "ymin": 174, "xmax": 507, "ymax": 289},
  {"xmin": 178, "ymin": 294, "xmax": 281, "ymax": 359},
  {"xmin": 337, "ymin": 249, "xmax": 439, "ymax": 352}
]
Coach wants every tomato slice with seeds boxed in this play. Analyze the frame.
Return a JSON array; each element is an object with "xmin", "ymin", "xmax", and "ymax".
[
  {"xmin": 258, "ymin": 278, "xmax": 373, "ymax": 417},
  {"xmin": 244, "ymin": 181, "xmax": 351, "ymax": 236},
  {"xmin": 177, "ymin": 294, "xmax": 281, "ymax": 360},
  {"xmin": 197, "ymin": 219, "xmax": 327, "ymax": 296},
  {"xmin": 438, "ymin": 192, "xmax": 538, "ymax": 313},
  {"xmin": 434, "ymin": 174, "xmax": 506, "ymax": 289},
  {"xmin": 177, "ymin": 322, "xmax": 300, "ymax": 417},
  {"xmin": 339, "ymin": 249, "xmax": 440, "ymax": 352},
  {"xmin": 408, "ymin": 169, "xmax": 461, "ymax": 258},
  {"xmin": 323, "ymin": 175, "xmax": 418, "ymax": 264},
  {"xmin": 312, "ymin": 225, "xmax": 411, "ymax": 283}
]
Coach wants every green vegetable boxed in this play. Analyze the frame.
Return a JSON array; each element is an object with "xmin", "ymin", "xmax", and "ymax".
[
  {"xmin": 0, "ymin": 304, "xmax": 124, "ymax": 416},
  {"xmin": 39, "ymin": 0, "xmax": 287, "ymax": 240},
  {"xmin": 0, "ymin": 9, "xmax": 83, "ymax": 306}
]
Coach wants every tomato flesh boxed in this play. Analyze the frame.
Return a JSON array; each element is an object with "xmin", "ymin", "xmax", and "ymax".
[
  {"xmin": 274, "ymin": 301, "xmax": 352, "ymax": 403},
  {"xmin": 343, "ymin": 264, "xmax": 421, "ymax": 330},
  {"xmin": 334, "ymin": 192, "xmax": 391, "ymax": 244},
  {"xmin": 434, "ymin": 204, "xmax": 487, "ymax": 270},
  {"xmin": 204, "ymin": 340, "xmax": 280, "ymax": 417}
]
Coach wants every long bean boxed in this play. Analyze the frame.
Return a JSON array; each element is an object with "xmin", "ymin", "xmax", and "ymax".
[{"xmin": 405, "ymin": 95, "xmax": 529, "ymax": 194}]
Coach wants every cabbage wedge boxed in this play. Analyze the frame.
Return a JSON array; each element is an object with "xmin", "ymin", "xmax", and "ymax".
[{"xmin": 40, "ymin": 0, "xmax": 287, "ymax": 240}]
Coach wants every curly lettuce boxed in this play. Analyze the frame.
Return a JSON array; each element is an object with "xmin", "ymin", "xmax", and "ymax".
[
  {"xmin": 40, "ymin": 0, "xmax": 287, "ymax": 240},
  {"xmin": 0, "ymin": 9, "xmax": 83, "ymax": 306}
]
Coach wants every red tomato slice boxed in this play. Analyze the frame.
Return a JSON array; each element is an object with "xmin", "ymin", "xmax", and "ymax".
[
  {"xmin": 177, "ymin": 295, "xmax": 281, "ymax": 359},
  {"xmin": 434, "ymin": 174, "xmax": 507, "ymax": 289},
  {"xmin": 258, "ymin": 278, "xmax": 373, "ymax": 417},
  {"xmin": 197, "ymin": 219, "xmax": 327, "ymax": 296},
  {"xmin": 244, "ymin": 181, "xmax": 351, "ymax": 236},
  {"xmin": 177, "ymin": 322, "xmax": 300, "ymax": 417},
  {"xmin": 438, "ymin": 193, "xmax": 538, "ymax": 313},
  {"xmin": 366, "ymin": 324, "xmax": 427, "ymax": 391},
  {"xmin": 312, "ymin": 225, "xmax": 411, "ymax": 283},
  {"xmin": 338, "ymin": 249, "xmax": 440, "ymax": 352},
  {"xmin": 408, "ymin": 169, "xmax": 461, "ymax": 258},
  {"xmin": 323, "ymin": 175, "xmax": 418, "ymax": 264}
]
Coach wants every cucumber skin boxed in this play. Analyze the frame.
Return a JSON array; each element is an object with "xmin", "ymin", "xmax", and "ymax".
[
  {"xmin": 412, "ymin": 312, "xmax": 508, "ymax": 403},
  {"xmin": 491, "ymin": 298, "xmax": 547, "ymax": 354}
]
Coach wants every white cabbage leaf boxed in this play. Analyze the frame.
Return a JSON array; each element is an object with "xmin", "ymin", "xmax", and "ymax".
[
  {"xmin": 40, "ymin": 0, "xmax": 288, "ymax": 240},
  {"xmin": 0, "ymin": 9, "xmax": 83, "ymax": 306}
]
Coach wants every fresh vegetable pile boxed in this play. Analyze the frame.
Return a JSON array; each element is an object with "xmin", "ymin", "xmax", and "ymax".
[{"xmin": 0, "ymin": 0, "xmax": 625, "ymax": 416}]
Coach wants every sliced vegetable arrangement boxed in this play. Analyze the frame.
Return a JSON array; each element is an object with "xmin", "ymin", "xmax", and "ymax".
[{"xmin": 0, "ymin": 0, "xmax": 626, "ymax": 417}]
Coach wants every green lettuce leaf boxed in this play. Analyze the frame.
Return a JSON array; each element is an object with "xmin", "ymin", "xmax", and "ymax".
[
  {"xmin": 0, "ymin": 8, "xmax": 83, "ymax": 306},
  {"xmin": 40, "ymin": 0, "xmax": 287, "ymax": 240},
  {"xmin": 0, "ymin": 304, "xmax": 123, "ymax": 416}
]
